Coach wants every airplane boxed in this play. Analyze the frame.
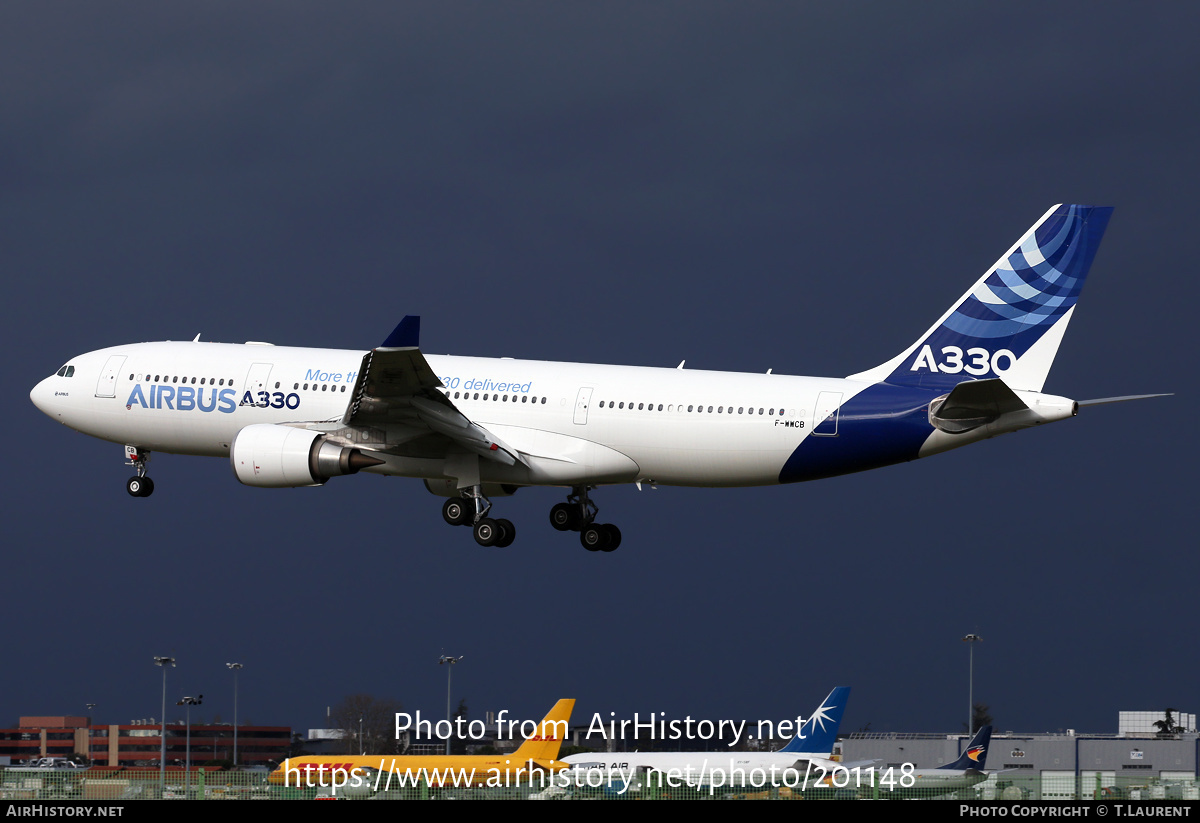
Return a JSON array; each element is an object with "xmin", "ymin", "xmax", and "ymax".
[
  {"xmin": 559, "ymin": 686, "xmax": 852, "ymax": 794},
  {"xmin": 30, "ymin": 204, "xmax": 1168, "ymax": 551},
  {"xmin": 842, "ymin": 724, "xmax": 992, "ymax": 800},
  {"xmin": 268, "ymin": 698, "xmax": 574, "ymax": 794}
]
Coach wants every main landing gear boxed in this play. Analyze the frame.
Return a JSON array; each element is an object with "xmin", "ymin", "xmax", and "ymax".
[
  {"xmin": 438, "ymin": 484, "xmax": 622, "ymax": 551},
  {"xmin": 441, "ymin": 488, "xmax": 515, "ymax": 548},
  {"xmin": 124, "ymin": 446, "xmax": 154, "ymax": 498},
  {"xmin": 549, "ymin": 486, "xmax": 621, "ymax": 552}
]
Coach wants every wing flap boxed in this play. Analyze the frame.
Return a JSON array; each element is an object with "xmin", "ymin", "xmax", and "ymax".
[{"xmin": 342, "ymin": 319, "xmax": 523, "ymax": 466}]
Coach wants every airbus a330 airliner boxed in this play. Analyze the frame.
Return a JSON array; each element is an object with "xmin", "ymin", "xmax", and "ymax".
[{"xmin": 30, "ymin": 205, "xmax": 1165, "ymax": 551}]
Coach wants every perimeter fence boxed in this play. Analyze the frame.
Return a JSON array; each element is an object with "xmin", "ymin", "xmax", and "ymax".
[{"xmin": 2, "ymin": 767, "xmax": 1198, "ymax": 800}]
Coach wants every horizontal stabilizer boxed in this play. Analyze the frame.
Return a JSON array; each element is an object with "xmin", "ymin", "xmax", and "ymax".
[
  {"xmin": 1078, "ymin": 393, "xmax": 1172, "ymax": 407},
  {"xmin": 930, "ymin": 378, "xmax": 1028, "ymax": 434}
]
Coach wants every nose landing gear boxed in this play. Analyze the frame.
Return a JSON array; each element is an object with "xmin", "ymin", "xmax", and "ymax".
[{"xmin": 125, "ymin": 446, "xmax": 154, "ymax": 498}]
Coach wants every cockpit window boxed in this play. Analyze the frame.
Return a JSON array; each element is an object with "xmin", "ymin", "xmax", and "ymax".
[{"xmin": 56, "ymin": 365, "xmax": 75, "ymax": 377}]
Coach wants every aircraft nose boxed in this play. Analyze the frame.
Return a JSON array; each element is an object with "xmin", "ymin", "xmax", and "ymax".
[{"xmin": 30, "ymin": 377, "xmax": 57, "ymax": 417}]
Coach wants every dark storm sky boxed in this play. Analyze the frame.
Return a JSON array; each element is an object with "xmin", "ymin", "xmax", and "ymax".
[{"xmin": 4, "ymin": 3, "xmax": 1195, "ymax": 739}]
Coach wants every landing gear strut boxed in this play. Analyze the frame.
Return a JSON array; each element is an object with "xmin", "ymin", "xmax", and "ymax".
[
  {"xmin": 549, "ymin": 486, "xmax": 621, "ymax": 552},
  {"xmin": 125, "ymin": 446, "xmax": 154, "ymax": 498},
  {"xmin": 441, "ymin": 487, "xmax": 515, "ymax": 547}
]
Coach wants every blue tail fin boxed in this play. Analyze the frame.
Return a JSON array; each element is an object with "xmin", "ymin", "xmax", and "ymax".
[
  {"xmin": 849, "ymin": 205, "xmax": 1112, "ymax": 392},
  {"xmin": 779, "ymin": 687, "xmax": 850, "ymax": 754},
  {"xmin": 941, "ymin": 725, "xmax": 992, "ymax": 771}
]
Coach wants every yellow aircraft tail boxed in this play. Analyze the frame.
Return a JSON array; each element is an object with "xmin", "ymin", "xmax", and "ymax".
[{"xmin": 511, "ymin": 698, "xmax": 574, "ymax": 766}]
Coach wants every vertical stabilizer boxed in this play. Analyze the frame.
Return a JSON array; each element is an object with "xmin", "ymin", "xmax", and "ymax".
[
  {"xmin": 848, "ymin": 205, "xmax": 1112, "ymax": 392},
  {"xmin": 779, "ymin": 687, "xmax": 850, "ymax": 755},
  {"xmin": 512, "ymin": 699, "xmax": 575, "ymax": 763},
  {"xmin": 940, "ymin": 725, "xmax": 992, "ymax": 771}
]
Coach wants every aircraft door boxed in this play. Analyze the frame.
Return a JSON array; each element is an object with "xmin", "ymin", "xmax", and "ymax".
[
  {"xmin": 812, "ymin": 391, "xmax": 843, "ymax": 436},
  {"xmin": 573, "ymin": 387, "xmax": 594, "ymax": 425},
  {"xmin": 244, "ymin": 363, "xmax": 274, "ymax": 405},
  {"xmin": 95, "ymin": 355, "xmax": 127, "ymax": 398}
]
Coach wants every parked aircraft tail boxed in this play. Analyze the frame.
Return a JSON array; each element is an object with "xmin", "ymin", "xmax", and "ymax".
[
  {"xmin": 941, "ymin": 725, "xmax": 992, "ymax": 771},
  {"xmin": 511, "ymin": 698, "xmax": 575, "ymax": 766},
  {"xmin": 779, "ymin": 686, "xmax": 850, "ymax": 754},
  {"xmin": 849, "ymin": 205, "xmax": 1113, "ymax": 392}
]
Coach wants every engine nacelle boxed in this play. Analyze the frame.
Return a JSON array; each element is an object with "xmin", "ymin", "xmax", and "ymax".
[{"xmin": 230, "ymin": 424, "xmax": 384, "ymax": 488}]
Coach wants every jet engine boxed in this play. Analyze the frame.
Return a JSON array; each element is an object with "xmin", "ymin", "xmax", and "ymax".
[{"xmin": 230, "ymin": 424, "xmax": 385, "ymax": 488}]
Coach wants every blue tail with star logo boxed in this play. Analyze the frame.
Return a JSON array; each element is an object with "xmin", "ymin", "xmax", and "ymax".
[{"xmin": 779, "ymin": 686, "xmax": 851, "ymax": 755}]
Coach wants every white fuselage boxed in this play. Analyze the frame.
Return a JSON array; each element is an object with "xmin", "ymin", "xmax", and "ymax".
[
  {"xmin": 30, "ymin": 340, "xmax": 879, "ymax": 489},
  {"xmin": 31, "ymin": 338, "xmax": 1078, "ymax": 492},
  {"xmin": 560, "ymin": 750, "xmax": 838, "ymax": 792}
]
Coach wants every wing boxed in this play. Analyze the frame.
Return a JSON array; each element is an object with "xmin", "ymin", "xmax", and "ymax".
[{"xmin": 342, "ymin": 316, "xmax": 523, "ymax": 466}]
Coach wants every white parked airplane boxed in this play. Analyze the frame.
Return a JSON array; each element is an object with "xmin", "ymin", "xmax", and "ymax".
[
  {"xmin": 835, "ymin": 724, "xmax": 992, "ymax": 800},
  {"xmin": 30, "ymin": 205, "xmax": 1164, "ymax": 550},
  {"xmin": 559, "ymin": 686, "xmax": 852, "ymax": 795}
]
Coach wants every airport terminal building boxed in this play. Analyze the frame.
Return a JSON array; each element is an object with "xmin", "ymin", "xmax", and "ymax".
[{"xmin": 0, "ymin": 716, "xmax": 290, "ymax": 768}]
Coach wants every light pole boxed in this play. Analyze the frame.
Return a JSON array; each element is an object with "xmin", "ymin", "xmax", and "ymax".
[
  {"xmin": 85, "ymin": 704, "xmax": 95, "ymax": 767},
  {"xmin": 176, "ymin": 695, "xmax": 203, "ymax": 794},
  {"xmin": 153, "ymin": 656, "xmax": 175, "ymax": 794},
  {"xmin": 226, "ymin": 663, "xmax": 243, "ymax": 766},
  {"xmin": 439, "ymin": 655, "xmax": 462, "ymax": 755},
  {"xmin": 962, "ymin": 634, "xmax": 982, "ymax": 736}
]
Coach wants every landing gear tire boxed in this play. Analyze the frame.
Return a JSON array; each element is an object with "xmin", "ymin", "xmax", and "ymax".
[
  {"xmin": 442, "ymin": 497, "xmax": 472, "ymax": 527},
  {"xmin": 601, "ymin": 524, "xmax": 621, "ymax": 552},
  {"xmin": 126, "ymin": 476, "xmax": 154, "ymax": 498},
  {"xmin": 549, "ymin": 503, "xmax": 580, "ymax": 531},
  {"xmin": 474, "ymin": 518, "xmax": 501, "ymax": 547},
  {"xmin": 495, "ymin": 519, "xmax": 516, "ymax": 548},
  {"xmin": 580, "ymin": 524, "xmax": 608, "ymax": 552}
]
